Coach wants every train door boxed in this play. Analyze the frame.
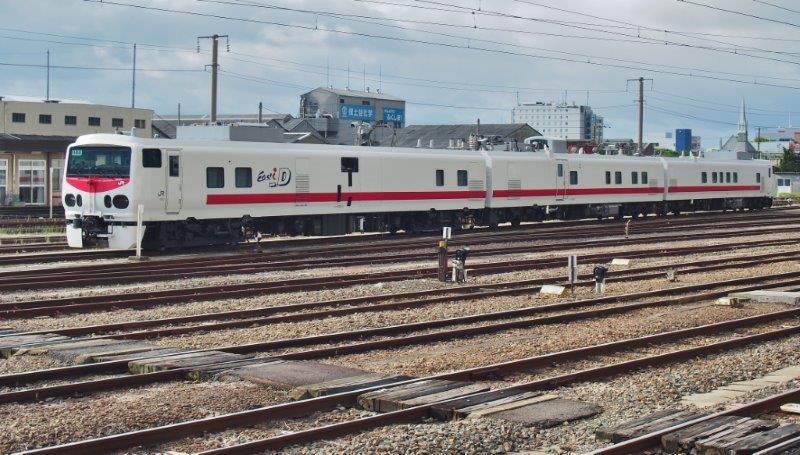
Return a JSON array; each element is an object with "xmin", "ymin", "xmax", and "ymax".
[
  {"xmin": 339, "ymin": 156, "xmax": 359, "ymax": 209},
  {"xmin": 295, "ymin": 158, "xmax": 310, "ymax": 206},
  {"xmin": 165, "ymin": 150, "xmax": 182, "ymax": 214},
  {"xmin": 555, "ymin": 159, "xmax": 567, "ymax": 200}
]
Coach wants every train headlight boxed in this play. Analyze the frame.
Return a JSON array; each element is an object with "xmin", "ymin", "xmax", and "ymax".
[
  {"xmin": 64, "ymin": 194, "xmax": 76, "ymax": 207},
  {"xmin": 112, "ymin": 195, "xmax": 129, "ymax": 209},
  {"xmin": 104, "ymin": 195, "xmax": 112, "ymax": 208},
  {"xmin": 76, "ymin": 194, "xmax": 83, "ymax": 207}
]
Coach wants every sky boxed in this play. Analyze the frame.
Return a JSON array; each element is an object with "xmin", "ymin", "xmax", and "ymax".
[{"xmin": 1, "ymin": 0, "xmax": 800, "ymax": 147}]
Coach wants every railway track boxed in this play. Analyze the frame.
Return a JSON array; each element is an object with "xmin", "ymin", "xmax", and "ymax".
[
  {"xmin": 3, "ymin": 269, "xmax": 800, "ymax": 403},
  {"xmin": 0, "ymin": 208, "xmax": 794, "ymax": 267},
  {"xmin": 1, "ymin": 208, "xmax": 798, "ymax": 454},
  {"xmin": 1, "ymin": 219, "xmax": 798, "ymax": 292},
  {"xmin": 11, "ymin": 283, "xmax": 800, "ymax": 455},
  {"xmin": 10, "ymin": 248, "xmax": 800, "ymax": 341},
  {"xmin": 1, "ymin": 236, "xmax": 797, "ymax": 318}
]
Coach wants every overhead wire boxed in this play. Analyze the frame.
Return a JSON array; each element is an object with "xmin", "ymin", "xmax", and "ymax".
[{"xmin": 80, "ymin": 0, "xmax": 800, "ymax": 90}]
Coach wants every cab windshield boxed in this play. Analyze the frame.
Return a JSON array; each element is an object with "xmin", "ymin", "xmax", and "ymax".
[{"xmin": 66, "ymin": 146, "xmax": 131, "ymax": 178}]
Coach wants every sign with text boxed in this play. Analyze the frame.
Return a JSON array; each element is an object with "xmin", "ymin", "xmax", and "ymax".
[
  {"xmin": 383, "ymin": 107, "xmax": 405, "ymax": 123},
  {"xmin": 340, "ymin": 104, "xmax": 375, "ymax": 121}
]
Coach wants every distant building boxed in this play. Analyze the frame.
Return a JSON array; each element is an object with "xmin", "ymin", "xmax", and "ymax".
[
  {"xmin": 721, "ymin": 100, "xmax": 757, "ymax": 156},
  {"xmin": 775, "ymin": 172, "xmax": 799, "ymax": 194},
  {"xmin": 511, "ymin": 102, "xmax": 602, "ymax": 142},
  {"xmin": 0, "ymin": 95, "xmax": 152, "ymax": 206},
  {"xmin": 152, "ymin": 113, "xmax": 293, "ymax": 139},
  {"xmin": 392, "ymin": 123, "xmax": 540, "ymax": 149},
  {"xmin": 600, "ymin": 138, "xmax": 657, "ymax": 156},
  {"xmin": 299, "ymin": 87, "xmax": 406, "ymax": 145},
  {"xmin": 176, "ymin": 123, "xmax": 327, "ymax": 144}
]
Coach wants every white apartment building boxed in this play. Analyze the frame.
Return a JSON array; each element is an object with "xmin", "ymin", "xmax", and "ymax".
[
  {"xmin": 511, "ymin": 102, "xmax": 602, "ymax": 142},
  {"xmin": 0, "ymin": 95, "xmax": 152, "ymax": 206}
]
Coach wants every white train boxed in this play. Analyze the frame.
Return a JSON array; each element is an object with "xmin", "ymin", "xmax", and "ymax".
[{"xmin": 62, "ymin": 134, "xmax": 775, "ymax": 249}]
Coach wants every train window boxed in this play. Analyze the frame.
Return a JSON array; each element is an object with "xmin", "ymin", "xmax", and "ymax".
[
  {"xmin": 169, "ymin": 156, "xmax": 179, "ymax": 177},
  {"xmin": 569, "ymin": 170, "xmax": 578, "ymax": 185},
  {"xmin": 631, "ymin": 172, "xmax": 638, "ymax": 185},
  {"xmin": 756, "ymin": 173, "xmax": 761, "ymax": 183},
  {"xmin": 701, "ymin": 172, "xmax": 707, "ymax": 183},
  {"xmin": 206, "ymin": 167, "xmax": 224, "ymax": 188},
  {"xmin": 712, "ymin": 172, "xmax": 718, "ymax": 183},
  {"xmin": 642, "ymin": 172, "xmax": 648, "ymax": 185},
  {"xmin": 142, "ymin": 149, "xmax": 162, "ymax": 168},
  {"xmin": 557, "ymin": 164, "xmax": 563, "ymax": 178},
  {"xmin": 734, "ymin": 172, "xmax": 738, "ymax": 183},
  {"xmin": 235, "ymin": 167, "xmax": 252, "ymax": 188},
  {"xmin": 435, "ymin": 169, "xmax": 444, "ymax": 187},
  {"xmin": 605, "ymin": 171, "xmax": 611, "ymax": 185},
  {"xmin": 457, "ymin": 170, "xmax": 468, "ymax": 187},
  {"xmin": 341, "ymin": 157, "xmax": 359, "ymax": 173},
  {"xmin": 614, "ymin": 171, "xmax": 622, "ymax": 185},
  {"xmin": 726, "ymin": 172, "xmax": 731, "ymax": 183}
]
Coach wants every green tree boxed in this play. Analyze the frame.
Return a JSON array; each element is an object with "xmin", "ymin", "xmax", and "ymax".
[{"xmin": 775, "ymin": 148, "xmax": 800, "ymax": 172}]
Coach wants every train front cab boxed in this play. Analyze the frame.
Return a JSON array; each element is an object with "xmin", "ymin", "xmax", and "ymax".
[{"xmin": 63, "ymin": 142, "xmax": 142, "ymax": 249}]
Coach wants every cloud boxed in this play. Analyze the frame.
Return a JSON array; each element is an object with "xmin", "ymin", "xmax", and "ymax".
[{"xmin": 0, "ymin": 0, "xmax": 798, "ymax": 144}]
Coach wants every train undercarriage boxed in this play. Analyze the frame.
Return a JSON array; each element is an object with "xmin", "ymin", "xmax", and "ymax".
[{"xmin": 82, "ymin": 195, "xmax": 774, "ymax": 250}]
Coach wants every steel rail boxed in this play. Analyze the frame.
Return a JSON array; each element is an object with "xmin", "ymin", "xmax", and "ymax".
[
  {"xmin": 18, "ymin": 320, "xmax": 800, "ymax": 455},
  {"xmin": 0, "ymin": 209, "xmax": 793, "ymax": 267},
  {"xmin": 1, "ymin": 236, "xmax": 797, "ymax": 320},
  {"xmin": 20, "ymin": 248, "xmax": 800, "ymax": 341},
  {"xmin": 1, "ymin": 213, "xmax": 796, "ymax": 281},
  {"xmin": 4, "ymin": 275, "xmax": 800, "ymax": 404},
  {"xmin": 1, "ymin": 236, "xmax": 796, "ymax": 319}
]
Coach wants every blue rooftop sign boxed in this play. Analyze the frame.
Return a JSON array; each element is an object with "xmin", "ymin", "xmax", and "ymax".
[
  {"xmin": 340, "ymin": 104, "xmax": 375, "ymax": 121},
  {"xmin": 383, "ymin": 107, "xmax": 405, "ymax": 123}
]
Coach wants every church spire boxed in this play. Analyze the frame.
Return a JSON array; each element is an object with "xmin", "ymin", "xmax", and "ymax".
[{"xmin": 738, "ymin": 98, "xmax": 748, "ymax": 139}]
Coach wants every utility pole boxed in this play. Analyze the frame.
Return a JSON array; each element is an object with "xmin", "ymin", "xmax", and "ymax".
[
  {"xmin": 757, "ymin": 126, "xmax": 762, "ymax": 160},
  {"xmin": 45, "ymin": 50, "xmax": 50, "ymax": 100},
  {"xmin": 131, "ymin": 44, "xmax": 136, "ymax": 108},
  {"xmin": 258, "ymin": 101, "xmax": 263, "ymax": 123},
  {"xmin": 197, "ymin": 34, "xmax": 229, "ymax": 123},
  {"xmin": 627, "ymin": 77, "xmax": 653, "ymax": 154}
]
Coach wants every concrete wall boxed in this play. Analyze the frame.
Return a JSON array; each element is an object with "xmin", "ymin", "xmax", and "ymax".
[{"xmin": 0, "ymin": 100, "xmax": 153, "ymax": 137}]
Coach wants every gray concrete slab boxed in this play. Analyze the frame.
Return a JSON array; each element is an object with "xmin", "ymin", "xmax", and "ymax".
[
  {"xmin": 728, "ymin": 290, "xmax": 800, "ymax": 305},
  {"xmin": 227, "ymin": 360, "xmax": 369, "ymax": 390},
  {"xmin": 483, "ymin": 398, "xmax": 602, "ymax": 428}
]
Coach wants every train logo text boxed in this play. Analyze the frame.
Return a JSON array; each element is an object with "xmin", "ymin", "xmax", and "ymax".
[{"xmin": 257, "ymin": 167, "xmax": 292, "ymax": 187}]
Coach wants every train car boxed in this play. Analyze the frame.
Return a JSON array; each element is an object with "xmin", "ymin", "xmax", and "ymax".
[
  {"xmin": 62, "ymin": 134, "xmax": 774, "ymax": 250},
  {"xmin": 663, "ymin": 156, "xmax": 774, "ymax": 212},
  {"xmin": 487, "ymin": 138, "xmax": 773, "ymax": 223},
  {"xmin": 63, "ymin": 134, "xmax": 486, "ymax": 249},
  {"xmin": 487, "ymin": 141, "xmax": 666, "ymax": 223}
]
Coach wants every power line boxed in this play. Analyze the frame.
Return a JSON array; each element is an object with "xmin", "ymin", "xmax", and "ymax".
[
  {"xmin": 0, "ymin": 60, "xmax": 202, "ymax": 72},
  {"xmin": 209, "ymin": 0, "xmax": 800, "ymax": 70},
  {"xmin": 81, "ymin": 0, "xmax": 800, "ymax": 90},
  {"xmin": 652, "ymin": 89, "xmax": 800, "ymax": 114},
  {"xmin": 409, "ymin": 0, "xmax": 800, "ymax": 62},
  {"xmin": 677, "ymin": 0, "xmax": 800, "ymax": 28},
  {"xmin": 751, "ymin": 0, "xmax": 800, "ymax": 15}
]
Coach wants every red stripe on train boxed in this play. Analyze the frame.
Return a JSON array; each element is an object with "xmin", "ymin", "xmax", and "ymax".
[
  {"xmin": 206, "ymin": 190, "xmax": 487, "ymax": 205},
  {"xmin": 493, "ymin": 185, "xmax": 760, "ymax": 198},
  {"xmin": 66, "ymin": 177, "xmax": 129, "ymax": 193},
  {"xmin": 668, "ymin": 185, "xmax": 761, "ymax": 193}
]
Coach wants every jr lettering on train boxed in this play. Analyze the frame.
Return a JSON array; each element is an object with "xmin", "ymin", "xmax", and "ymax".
[{"xmin": 257, "ymin": 167, "xmax": 292, "ymax": 187}]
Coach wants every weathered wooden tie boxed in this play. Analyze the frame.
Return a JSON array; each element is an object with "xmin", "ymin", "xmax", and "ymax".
[{"xmin": 290, "ymin": 373, "xmax": 413, "ymax": 400}]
